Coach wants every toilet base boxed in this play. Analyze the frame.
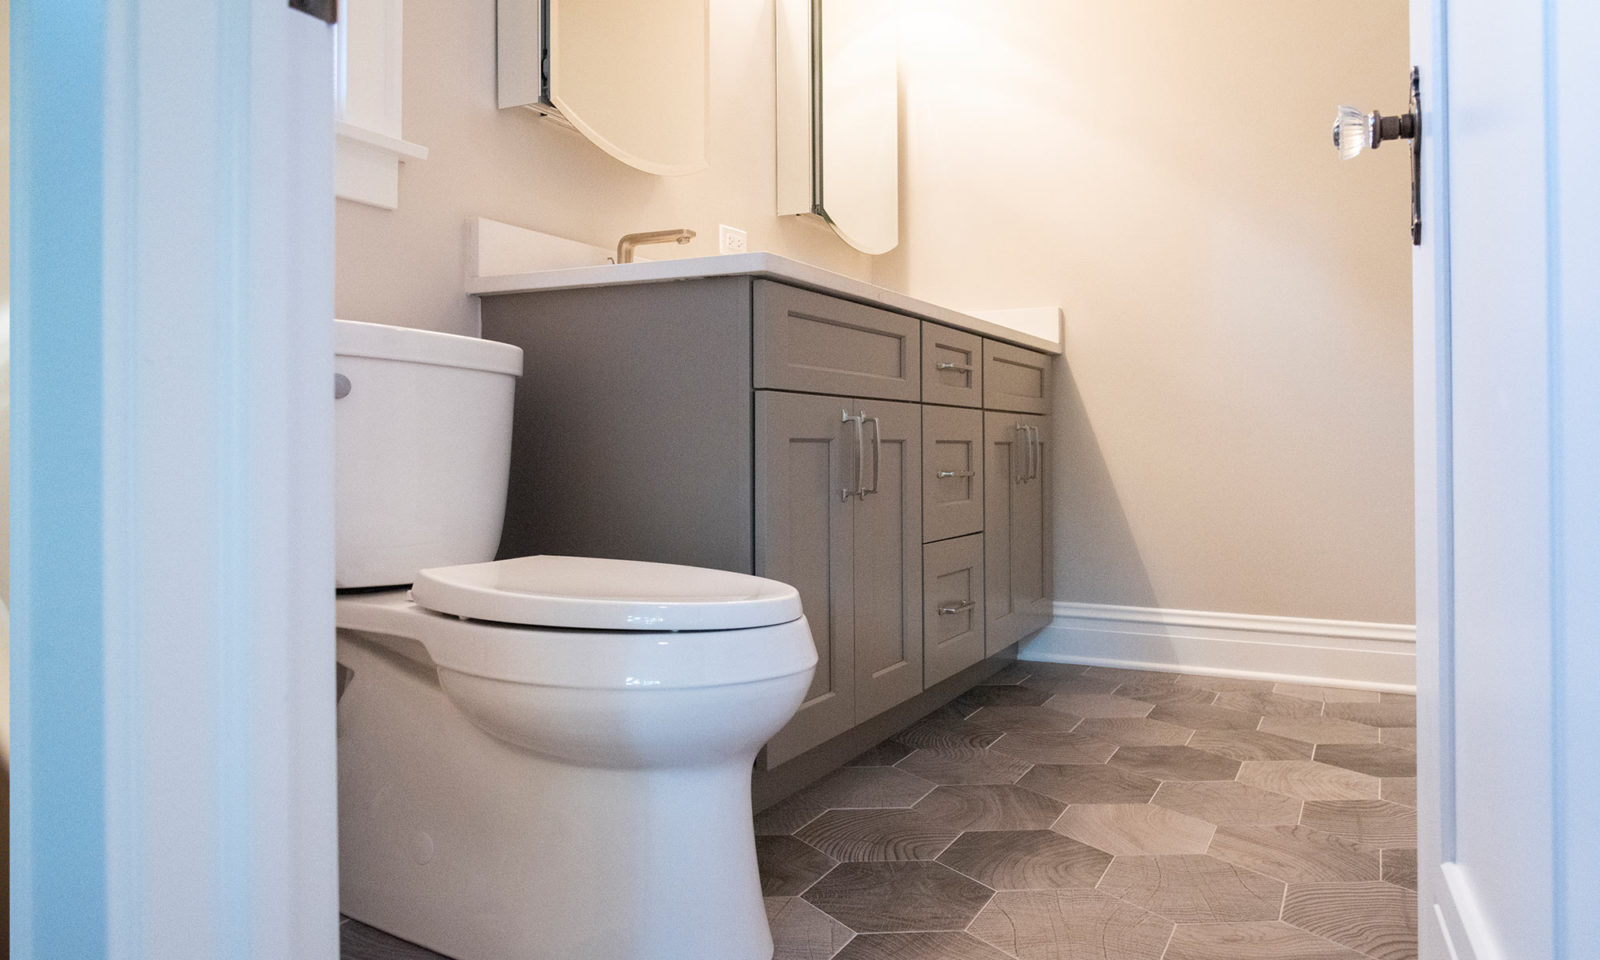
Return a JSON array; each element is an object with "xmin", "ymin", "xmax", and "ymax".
[{"xmin": 336, "ymin": 634, "xmax": 784, "ymax": 960}]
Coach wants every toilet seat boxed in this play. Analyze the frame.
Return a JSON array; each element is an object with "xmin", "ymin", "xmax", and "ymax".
[{"xmin": 410, "ymin": 555, "xmax": 804, "ymax": 632}]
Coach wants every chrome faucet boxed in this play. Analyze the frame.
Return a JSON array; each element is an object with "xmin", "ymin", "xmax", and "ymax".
[{"xmin": 615, "ymin": 228, "xmax": 696, "ymax": 264}]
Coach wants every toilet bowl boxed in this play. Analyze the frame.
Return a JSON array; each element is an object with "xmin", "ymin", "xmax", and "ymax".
[{"xmin": 332, "ymin": 320, "xmax": 817, "ymax": 960}]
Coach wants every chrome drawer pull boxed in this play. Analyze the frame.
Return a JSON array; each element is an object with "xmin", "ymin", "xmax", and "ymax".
[
  {"xmin": 937, "ymin": 599, "xmax": 977, "ymax": 615},
  {"xmin": 935, "ymin": 361, "xmax": 973, "ymax": 374},
  {"xmin": 936, "ymin": 469, "xmax": 975, "ymax": 479}
]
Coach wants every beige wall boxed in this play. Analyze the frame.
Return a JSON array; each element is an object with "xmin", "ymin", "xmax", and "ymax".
[
  {"xmin": 336, "ymin": 0, "xmax": 872, "ymax": 336},
  {"xmin": 338, "ymin": 0, "xmax": 1415, "ymax": 625},
  {"xmin": 876, "ymin": 0, "xmax": 1414, "ymax": 623}
]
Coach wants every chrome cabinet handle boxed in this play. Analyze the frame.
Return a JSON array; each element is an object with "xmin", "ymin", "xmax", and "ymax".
[
  {"xmin": 935, "ymin": 360, "xmax": 973, "ymax": 374},
  {"xmin": 1025, "ymin": 425, "xmax": 1039, "ymax": 481},
  {"xmin": 841, "ymin": 410, "xmax": 865, "ymax": 501},
  {"xmin": 1028, "ymin": 425, "xmax": 1042, "ymax": 481},
  {"xmin": 938, "ymin": 599, "xmax": 977, "ymax": 615},
  {"xmin": 862, "ymin": 416, "xmax": 882, "ymax": 496},
  {"xmin": 937, "ymin": 469, "xmax": 975, "ymax": 479}
]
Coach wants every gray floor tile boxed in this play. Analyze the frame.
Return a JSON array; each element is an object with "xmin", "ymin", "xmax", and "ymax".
[
  {"xmin": 802, "ymin": 861, "xmax": 994, "ymax": 934},
  {"xmin": 937, "ymin": 828, "xmax": 1112, "ymax": 890},
  {"xmin": 1015, "ymin": 763, "xmax": 1161, "ymax": 805}
]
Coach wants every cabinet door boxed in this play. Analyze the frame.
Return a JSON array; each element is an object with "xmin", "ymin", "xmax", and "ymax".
[
  {"xmin": 1010, "ymin": 412, "xmax": 1054, "ymax": 638},
  {"xmin": 984, "ymin": 411, "xmax": 1052, "ymax": 652},
  {"xmin": 852, "ymin": 399, "xmax": 924, "ymax": 722},
  {"xmin": 757, "ymin": 392, "xmax": 857, "ymax": 764}
]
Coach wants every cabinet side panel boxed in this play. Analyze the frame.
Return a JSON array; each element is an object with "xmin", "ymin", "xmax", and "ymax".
[{"xmin": 480, "ymin": 279, "xmax": 753, "ymax": 572}]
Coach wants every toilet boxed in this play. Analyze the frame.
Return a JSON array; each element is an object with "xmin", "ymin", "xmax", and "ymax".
[{"xmin": 331, "ymin": 319, "xmax": 817, "ymax": 960}]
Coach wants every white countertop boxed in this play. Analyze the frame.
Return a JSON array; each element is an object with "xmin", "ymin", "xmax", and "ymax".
[{"xmin": 466, "ymin": 252, "xmax": 1063, "ymax": 355}]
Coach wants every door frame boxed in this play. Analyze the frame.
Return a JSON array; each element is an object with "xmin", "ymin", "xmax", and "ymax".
[
  {"xmin": 1411, "ymin": 1, "xmax": 1599, "ymax": 957},
  {"xmin": 10, "ymin": 2, "xmax": 339, "ymax": 956}
]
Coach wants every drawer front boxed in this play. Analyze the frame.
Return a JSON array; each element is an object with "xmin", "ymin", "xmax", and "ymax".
[
  {"xmin": 754, "ymin": 280, "xmax": 921, "ymax": 402},
  {"xmin": 923, "ymin": 405, "xmax": 984, "ymax": 542},
  {"xmin": 982, "ymin": 339, "xmax": 1052, "ymax": 414},
  {"xmin": 924, "ymin": 534, "xmax": 985, "ymax": 687},
  {"xmin": 921, "ymin": 322, "xmax": 982, "ymax": 407}
]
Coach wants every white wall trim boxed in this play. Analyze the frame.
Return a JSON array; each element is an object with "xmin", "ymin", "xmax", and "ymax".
[
  {"xmin": 335, "ymin": 0, "xmax": 425, "ymax": 209},
  {"xmin": 335, "ymin": 122, "xmax": 428, "ymax": 210},
  {"xmin": 1020, "ymin": 601, "xmax": 1417, "ymax": 692},
  {"xmin": 1432, "ymin": 863, "xmax": 1506, "ymax": 960}
]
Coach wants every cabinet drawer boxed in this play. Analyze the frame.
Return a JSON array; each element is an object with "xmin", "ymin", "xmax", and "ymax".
[
  {"xmin": 754, "ymin": 280, "xmax": 921, "ymax": 402},
  {"xmin": 924, "ymin": 534, "xmax": 985, "ymax": 687},
  {"xmin": 921, "ymin": 322, "xmax": 982, "ymax": 407},
  {"xmin": 923, "ymin": 405, "xmax": 984, "ymax": 542},
  {"xmin": 982, "ymin": 340, "xmax": 1052, "ymax": 414}
]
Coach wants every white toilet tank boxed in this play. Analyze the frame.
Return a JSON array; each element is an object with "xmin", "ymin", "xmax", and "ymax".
[{"xmin": 334, "ymin": 319, "xmax": 524, "ymax": 588}]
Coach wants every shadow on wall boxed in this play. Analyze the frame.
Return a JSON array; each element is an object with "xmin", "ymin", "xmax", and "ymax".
[{"xmin": 1052, "ymin": 360, "xmax": 1159, "ymax": 611}]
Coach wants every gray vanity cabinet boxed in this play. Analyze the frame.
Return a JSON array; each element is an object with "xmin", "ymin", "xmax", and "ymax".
[
  {"xmin": 757, "ymin": 391, "xmax": 922, "ymax": 765},
  {"xmin": 479, "ymin": 275, "xmax": 1054, "ymax": 768},
  {"xmin": 983, "ymin": 410, "xmax": 1054, "ymax": 653}
]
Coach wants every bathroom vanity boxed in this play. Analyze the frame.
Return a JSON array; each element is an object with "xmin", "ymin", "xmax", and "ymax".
[{"xmin": 476, "ymin": 258, "xmax": 1057, "ymax": 765}]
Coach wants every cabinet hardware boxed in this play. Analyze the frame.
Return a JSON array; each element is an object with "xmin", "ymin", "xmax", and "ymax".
[
  {"xmin": 862, "ymin": 416, "xmax": 882, "ymax": 497},
  {"xmin": 935, "ymin": 360, "xmax": 973, "ymax": 374},
  {"xmin": 842, "ymin": 410, "xmax": 865, "ymax": 501},
  {"xmin": 1014, "ymin": 423, "xmax": 1030, "ymax": 484},
  {"xmin": 938, "ymin": 599, "xmax": 977, "ymax": 615},
  {"xmin": 937, "ymin": 469, "xmax": 975, "ymax": 479},
  {"xmin": 1025, "ymin": 425, "xmax": 1040, "ymax": 481}
]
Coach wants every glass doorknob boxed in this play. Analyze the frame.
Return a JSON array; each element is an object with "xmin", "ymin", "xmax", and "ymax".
[
  {"xmin": 1331, "ymin": 104, "xmax": 1417, "ymax": 159},
  {"xmin": 1331, "ymin": 68, "xmax": 1423, "ymax": 245}
]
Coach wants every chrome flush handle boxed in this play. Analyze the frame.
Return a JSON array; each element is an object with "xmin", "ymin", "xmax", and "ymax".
[
  {"xmin": 937, "ymin": 469, "xmax": 975, "ymax": 479},
  {"xmin": 938, "ymin": 599, "xmax": 976, "ymax": 615}
]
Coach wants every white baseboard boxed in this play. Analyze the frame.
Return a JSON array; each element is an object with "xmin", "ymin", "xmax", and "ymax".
[{"xmin": 1019, "ymin": 601, "xmax": 1417, "ymax": 693}]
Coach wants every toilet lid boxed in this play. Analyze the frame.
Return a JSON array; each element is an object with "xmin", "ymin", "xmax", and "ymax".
[{"xmin": 409, "ymin": 555, "xmax": 805, "ymax": 632}]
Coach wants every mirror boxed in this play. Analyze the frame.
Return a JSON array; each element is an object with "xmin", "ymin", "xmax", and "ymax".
[
  {"xmin": 776, "ymin": 0, "xmax": 900, "ymax": 255},
  {"xmin": 498, "ymin": 0, "xmax": 709, "ymax": 176}
]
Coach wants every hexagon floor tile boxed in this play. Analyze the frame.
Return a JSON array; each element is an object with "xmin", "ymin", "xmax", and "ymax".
[
  {"xmin": 1053, "ymin": 802, "xmax": 1216, "ymax": 855},
  {"xmin": 337, "ymin": 660, "xmax": 1418, "ymax": 960},
  {"xmin": 969, "ymin": 888, "xmax": 1174, "ymax": 960},
  {"xmin": 801, "ymin": 861, "xmax": 994, "ymax": 933},
  {"xmin": 1096, "ymin": 854, "xmax": 1284, "ymax": 923},
  {"xmin": 936, "ymin": 828, "xmax": 1112, "ymax": 890}
]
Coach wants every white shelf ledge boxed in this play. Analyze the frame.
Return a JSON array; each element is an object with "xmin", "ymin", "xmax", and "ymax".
[{"xmin": 335, "ymin": 122, "xmax": 428, "ymax": 211}]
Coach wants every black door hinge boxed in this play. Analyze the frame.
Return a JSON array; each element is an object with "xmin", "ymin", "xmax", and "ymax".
[{"xmin": 290, "ymin": 0, "xmax": 337, "ymax": 25}]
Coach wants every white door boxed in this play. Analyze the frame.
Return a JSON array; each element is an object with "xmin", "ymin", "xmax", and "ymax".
[
  {"xmin": 1412, "ymin": 2, "xmax": 1599, "ymax": 958},
  {"xmin": 11, "ymin": 2, "xmax": 338, "ymax": 956}
]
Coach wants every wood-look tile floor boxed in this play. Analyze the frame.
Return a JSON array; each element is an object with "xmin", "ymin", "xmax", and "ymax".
[
  {"xmin": 340, "ymin": 662, "xmax": 1417, "ymax": 960},
  {"xmin": 759, "ymin": 664, "xmax": 1417, "ymax": 960}
]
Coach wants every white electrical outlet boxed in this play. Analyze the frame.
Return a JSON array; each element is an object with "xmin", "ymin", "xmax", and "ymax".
[{"xmin": 718, "ymin": 224, "xmax": 749, "ymax": 255}]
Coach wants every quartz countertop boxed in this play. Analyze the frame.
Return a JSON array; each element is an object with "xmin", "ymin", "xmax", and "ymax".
[{"xmin": 465, "ymin": 252, "xmax": 1063, "ymax": 355}]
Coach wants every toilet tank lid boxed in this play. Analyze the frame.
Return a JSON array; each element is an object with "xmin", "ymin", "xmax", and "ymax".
[
  {"xmin": 334, "ymin": 318, "xmax": 523, "ymax": 376},
  {"xmin": 410, "ymin": 555, "xmax": 805, "ymax": 632}
]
